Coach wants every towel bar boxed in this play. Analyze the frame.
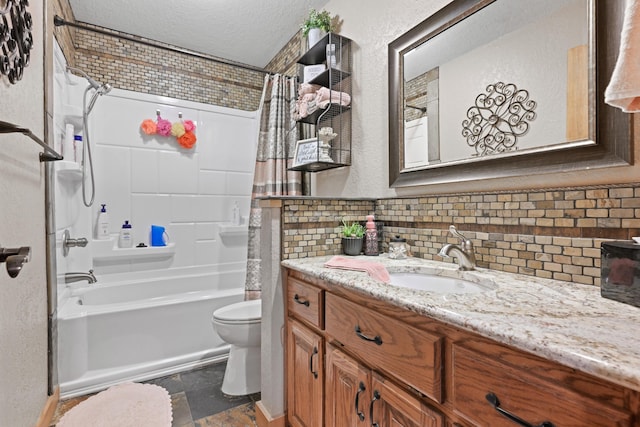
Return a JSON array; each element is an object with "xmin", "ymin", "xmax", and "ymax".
[
  {"xmin": 0, "ymin": 120, "xmax": 63, "ymax": 162},
  {"xmin": 0, "ymin": 244, "xmax": 31, "ymax": 278}
]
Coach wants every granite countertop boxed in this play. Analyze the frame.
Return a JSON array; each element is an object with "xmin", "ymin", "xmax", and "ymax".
[{"xmin": 282, "ymin": 255, "xmax": 640, "ymax": 392}]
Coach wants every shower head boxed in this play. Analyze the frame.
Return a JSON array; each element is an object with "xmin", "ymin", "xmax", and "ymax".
[
  {"xmin": 66, "ymin": 66, "xmax": 107, "ymax": 92},
  {"xmin": 99, "ymin": 83, "xmax": 112, "ymax": 95},
  {"xmin": 86, "ymin": 83, "xmax": 111, "ymax": 113}
]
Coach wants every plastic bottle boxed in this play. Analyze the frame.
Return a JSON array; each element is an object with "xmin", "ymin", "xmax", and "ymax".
[
  {"xmin": 63, "ymin": 123, "xmax": 74, "ymax": 161},
  {"xmin": 232, "ymin": 201, "xmax": 241, "ymax": 225},
  {"xmin": 97, "ymin": 204, "xmax": 110, "ymax": 240},
  {"xmin": 74, "ymin": 135, "xmax": 83, "ymax": 164},
  {"xmin": 118, "ymin": 220, "xmax": 133, "ymax": 248},
  {"xmin": 364, "ymin": 215, "xmax": 379, "ymax": 256}
]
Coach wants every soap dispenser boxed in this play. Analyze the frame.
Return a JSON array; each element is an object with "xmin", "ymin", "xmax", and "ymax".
[
  {"xmin": 364, "ymin": 215, "xmax": 379, "ymax": 256},
  {"xmin": 97, "ymin": 204, "xmax": 110, "ymax": 240},
  {"xmin": 118, "ymin": 220, "xmax": 133, "ymax": 248}
]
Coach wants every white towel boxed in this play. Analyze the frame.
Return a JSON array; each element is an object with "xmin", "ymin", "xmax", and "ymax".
[{"xmin": 605, "ymin": 0, "xmax": 640, "ymax": 112}]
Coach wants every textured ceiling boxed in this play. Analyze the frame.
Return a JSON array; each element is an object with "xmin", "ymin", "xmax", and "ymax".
[{"xmin": 67, "ymin": 0, "xmax": 330, "ymax": 68}]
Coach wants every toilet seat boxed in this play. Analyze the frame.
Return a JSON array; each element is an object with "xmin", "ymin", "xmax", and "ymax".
[{"xmin": 212, "ymin": 299, "xmax": 261, "ymax": 323}]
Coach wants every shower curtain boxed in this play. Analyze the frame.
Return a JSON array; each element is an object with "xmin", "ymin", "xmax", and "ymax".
[{"xmin": 245, "ymin": 74, "xmax": 302, "ymax": 293}]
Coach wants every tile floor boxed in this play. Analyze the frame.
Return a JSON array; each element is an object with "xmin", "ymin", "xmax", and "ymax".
[{"xmin": 51, "ymin": 361, "xmax": 260, "ymax": 427}]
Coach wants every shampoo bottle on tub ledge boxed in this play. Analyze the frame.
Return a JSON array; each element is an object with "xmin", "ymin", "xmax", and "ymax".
[
  {"xmin": 232, "ymin": 201, "xmax": 241, "ymax": 225},
  {"xmin": 118, "ymin": 220, "xmax": 133, "ymax": 248},
  {"xmin": 97, "ymin": 204, "xmax": 109, "ymax": 240}
]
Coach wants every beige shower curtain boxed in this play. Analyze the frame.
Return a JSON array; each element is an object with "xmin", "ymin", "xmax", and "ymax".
[{"xmin": 245, "ymin": 74, "xmax": 302, "ymax": 293}]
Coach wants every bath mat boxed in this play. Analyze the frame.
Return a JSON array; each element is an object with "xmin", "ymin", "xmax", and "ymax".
[{"xmin": 57, "ymin": 382, "xmax": 172, "ymax": 427}]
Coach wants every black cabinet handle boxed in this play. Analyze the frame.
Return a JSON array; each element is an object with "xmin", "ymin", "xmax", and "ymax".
[
  {"xmin": 294, "ymin": 294, "xmax": 310, "ymax": 307},
  {"xmin": 486, "ymin": 393, "xmax": 555, "ymax": 427},
  {"xmin": 369, "ymin": 390, "xmax": 380, "ymax": 427},
  {"xmin": 354, "ymin": 325, "xmax": 383, "ymax": 345},
  {"xmin": 309, "ymin": 346, "xmax": 318, "ymax": 378},
  {"xmin": 355, "ymin": 381, "xmax": 366, "ymax": 421}
]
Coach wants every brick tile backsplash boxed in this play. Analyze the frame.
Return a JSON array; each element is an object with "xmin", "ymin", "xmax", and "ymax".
[{"xmin": 281, "ymin": 185, "xmax": 640, "ymax": 287}]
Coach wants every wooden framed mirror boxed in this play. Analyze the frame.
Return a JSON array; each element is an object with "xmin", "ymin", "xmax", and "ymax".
[{"xmin": 389, "ymin": 0, "xmax": 631, "ymax": 188}]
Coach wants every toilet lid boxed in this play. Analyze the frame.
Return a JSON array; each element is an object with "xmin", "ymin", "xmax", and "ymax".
[{"xmin": 213, "ymin": 299, "xmax": 261, "ymax": 322}]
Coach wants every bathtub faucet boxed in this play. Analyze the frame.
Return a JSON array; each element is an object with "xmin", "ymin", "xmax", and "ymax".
[{"xmin": 65, "ymin": 269, "xmax": 97, "ymax": 284}]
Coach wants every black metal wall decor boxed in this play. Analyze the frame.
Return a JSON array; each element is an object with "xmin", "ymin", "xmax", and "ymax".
[
  {"xmin": 0, "ymin": 0, "xmax": 32, "ymax": 84},
  {"xmin": 462, "ymin": 82, "xmax": 537, "ymax": 156}
]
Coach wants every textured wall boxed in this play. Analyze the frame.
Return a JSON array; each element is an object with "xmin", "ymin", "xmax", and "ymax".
[
  {"xmin": 310, "ymin": 0, "xmax": 450, "ymax": 197},
  {"xmin": 0, "ymin": 1, "xmax": 49, "ymax": 424},
  {"xmin": 311, "ymin": 0, "xmax": 640, "ymax": 197}
]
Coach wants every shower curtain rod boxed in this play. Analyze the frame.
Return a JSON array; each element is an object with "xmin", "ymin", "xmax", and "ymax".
[{"xmin": 53, "ymin": 15, "xmax": 272, "ymax": 76}]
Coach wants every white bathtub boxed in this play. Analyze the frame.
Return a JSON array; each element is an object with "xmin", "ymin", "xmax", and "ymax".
[{"xmin": 57, "ymin": 269, "xmax": 246, "ymax": 398}]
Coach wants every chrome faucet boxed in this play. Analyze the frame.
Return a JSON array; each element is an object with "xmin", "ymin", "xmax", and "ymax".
[
  {"xmin": 438, "ymin": 225, "xmax": 476, "ymax": 271},
  {"xmin": 65, "ymin": 269, "xmax": 97, "ymax": 284}
]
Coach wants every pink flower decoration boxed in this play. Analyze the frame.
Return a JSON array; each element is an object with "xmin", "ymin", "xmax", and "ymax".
[
  {"xmin": 156, "ymin": 117, "xmax": 172, "ymax": 136},
  {"xmin": 171, "ymin": 122, "xmax": 186, "ymax": 138},
  {"xmin": 140, "ymin": 119, "xmax": 157, "ymax": 135},
  {"xmin": 183, "ymin": 119, "xmax": 196, "ymax": 133}
]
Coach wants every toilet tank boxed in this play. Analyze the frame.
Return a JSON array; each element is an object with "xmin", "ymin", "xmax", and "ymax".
[{"xmin": 601, "ymin": 241, "xmax": 640, "ymax": 308}]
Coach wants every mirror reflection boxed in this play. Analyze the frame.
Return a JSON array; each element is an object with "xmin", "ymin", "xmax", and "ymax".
[{"xmin": 400, "ymin": 0, "xmax": 590, "ymax": 172}]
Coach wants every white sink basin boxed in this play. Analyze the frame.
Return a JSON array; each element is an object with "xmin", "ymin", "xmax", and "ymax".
[{"xmin": 388, "ymin": 272, "xmax": 490, "ymax": 294}]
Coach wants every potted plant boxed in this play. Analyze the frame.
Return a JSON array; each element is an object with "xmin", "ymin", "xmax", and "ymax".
[
  {"xmin": 340, "ymin": 219, "xmax": 364, "ymax": 256},
  {"xmin": 301, "ymin": 9, "xmax": 333, "ymax": 47}
]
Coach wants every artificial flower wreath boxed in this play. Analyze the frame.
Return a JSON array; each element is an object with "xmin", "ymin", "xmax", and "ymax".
[{"xmin": 140, "ymin": 113, "xmax": 197, "ymax": 149}]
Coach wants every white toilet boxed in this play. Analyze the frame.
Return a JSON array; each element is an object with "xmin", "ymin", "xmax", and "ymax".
[{"xmin": 211, "ymin": 299, "xmax": 262, "ymax": 396}]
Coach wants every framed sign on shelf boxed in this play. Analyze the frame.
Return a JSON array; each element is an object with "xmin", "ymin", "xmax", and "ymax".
[{"xmin": 292, "ymin": 138, "xmax": 319, "ymax": 167}]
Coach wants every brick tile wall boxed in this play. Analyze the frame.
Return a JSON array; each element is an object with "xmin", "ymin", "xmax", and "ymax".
[
  {"xmin": 265, "ymin": 31, "xmax": 304, "ymax": 76},
  {"xmin": 282, "ymin": 198, "xmax": 375, "ymax": 259},
  {"xmin": 281, "ymin": 185, "xmax": 640, "ymax": 286},
  {"xmin": 53, "ymin": 6, "xmax": 265, "ymax": 111},
  {"xmin": 52, "ymin": 0, "xmax": 75, "ymax": 63}
]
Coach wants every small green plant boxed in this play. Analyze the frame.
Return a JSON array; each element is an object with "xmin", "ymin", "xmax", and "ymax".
[
  {"xmin": 301, "ymin": 9, "xmax": 333, "ymax": 37},
  {"xmin": 341, "ymin": 219, "xmax": 365, "ymax": 238}
]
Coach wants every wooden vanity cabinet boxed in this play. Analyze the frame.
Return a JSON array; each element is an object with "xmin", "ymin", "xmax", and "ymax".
[
  {"xmin": 325, "ymin": 344, "xmax": 371, "ymax": 426},
  {"xmin": 450, "ymin": 339, "xmax": 634, "ymax": 427},
  {"xmin": 325, "ymin": 344, "xmax": 443, "ymax": 427},
  {"xmin": 324, "ymin": 292, "xmax": 443, "ymax": 403},
  {"xmin": 287, "ymin": 320, "xmax": 324, "ymax": 427},
  {"xmin": 286, "ymin": 277, "xmax": 326, "ymax": 427},
  {"xmin": 284, "ymin": 269, "xmax": 639, "ymax": 427}
]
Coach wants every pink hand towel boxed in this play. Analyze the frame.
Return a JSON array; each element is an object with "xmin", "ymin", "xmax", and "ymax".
[
  {"xmin": 605, "ymin": 0, "xmax": 640, "ymax": 112},
  {"xmin": 324, "ymin": 256, "xmax": 390, "ymax": 283},
  {"xmin": 315, "ymin": 87, "xmax": 351, "ymax": 108}
]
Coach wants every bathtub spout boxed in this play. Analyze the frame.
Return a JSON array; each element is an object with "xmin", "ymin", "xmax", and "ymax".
[{"xmin": 65, "ymin": 269, "xmax": 97, "ymax": 284}]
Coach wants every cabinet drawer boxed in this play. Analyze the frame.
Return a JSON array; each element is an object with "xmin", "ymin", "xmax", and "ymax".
[
  {"xmin": 451, "ymin": 342, "xmax": 633, "ymax": 427},
  {"xmin": 287, "ymin": 277, "xmax": 324, "ymax": 329},
  {"xmin": 325, "ymin": 293, "xmax": 443, "ymax": 402}
]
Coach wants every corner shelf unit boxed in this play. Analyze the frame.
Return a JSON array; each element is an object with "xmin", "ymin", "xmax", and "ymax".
[{"xmin": 289, "ymin": 33, "xmax": 352, "ymax": 173}]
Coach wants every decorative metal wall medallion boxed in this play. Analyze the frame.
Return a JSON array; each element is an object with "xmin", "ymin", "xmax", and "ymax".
[
  {"xmin": 461, "ymin": 82, "xmax": 537, "ymax": 156},
  {"xmin": 0, "ymin": 0, "xmax": 33, "ymax": 84}
]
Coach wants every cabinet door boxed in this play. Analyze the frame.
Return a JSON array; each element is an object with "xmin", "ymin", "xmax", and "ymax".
[
  {"xmin": 287, "ymin": 319, "xmax": 324, "ymax": 427},
  {"xmin": 370, "ymin": 373, "xmax": 443, "ymax": 427},
  {"xmin": 325, "ymin": 345, "xmax": 371, "ymax": 427}
]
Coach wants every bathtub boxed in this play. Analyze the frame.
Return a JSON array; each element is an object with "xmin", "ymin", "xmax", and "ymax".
[{"xmin": 57, "ymin": 269, "xmax": 246, "ymax": 398}]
